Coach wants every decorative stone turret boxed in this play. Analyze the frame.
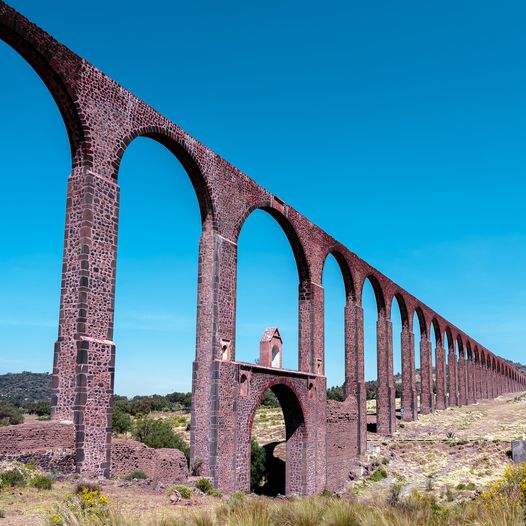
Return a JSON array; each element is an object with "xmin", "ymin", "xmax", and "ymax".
[{"xmin": 259, "ymin": 327, "xmax": 283, "ymax": 368}]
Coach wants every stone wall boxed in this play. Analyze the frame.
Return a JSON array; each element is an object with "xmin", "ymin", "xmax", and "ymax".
[
  {"xmin": 0, "ymin": 421, "xmax": 75, "ymax": 473},
  {"xmin": 111, "ymin": 439, "xmax": 188, "ymax": 484},
  {"xmin": 326, "ymin": 399, "xmax": 358, "ymax": 492}
]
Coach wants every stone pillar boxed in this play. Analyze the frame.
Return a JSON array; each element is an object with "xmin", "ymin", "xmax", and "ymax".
[
  {"xmin": 191, "ymin": 226, "xmax": 236, "ymax": 477},
  {"xmin": 376, "ymin": 314, "xmax": 396, "ymax": 435},
  {"xmin": 458, "ymin": 354, "xmax": 466, "ymax": 405},
  {"xmin": 490, "ymin": 368, "xmax": 495, "ymax": 398},
  {"xmin": 481, "ymin": 365, "xmax": 488, "ymax": 399},
  {"xmin": 299, "ymin": 282, "xmax": 324, "ymax": 375},
  {"xmin": 51, "ymin": 167, "xmax": 119, "ymax": 478},
  {"xmin": 401, "ymin": 325, "xmax": 417, "ymax": 421},
  {"xmin": 420, "ymin": 336, "xmax": 433, "ymax": 414},
  {"xmin": 344, "ymin": 300, "xmax": 366, "ymax": 455},
  {"xmin": 435, "ymin": 343, "xmax": 447, "ymax": 410},
  {"xmin": 448, "ymin": 348, "xmax": 458, "ymax": 406},
  {"xmin": 466, "ymin": 357, "xmax": 474, "ymax": 404},
  {"xmin": 475, "ymin": 362, "xmax": 482, "ymax": 400}
]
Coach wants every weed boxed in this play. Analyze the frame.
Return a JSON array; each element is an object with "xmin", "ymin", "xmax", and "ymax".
[
  {"xmin": 170, "ymin": 484, "xmax": 192, "ymax": 499},
  {"xmin": 425, "ymin": 476, "xmax": 434, "ymax": 492},
  {"xmin": 369, "ymin": 469, "xmax": 388, "ymax": 482},
  {"xmin": 0, "ymin": 469, "xmax": 26, "ymax": 488},
  {"xmin": 30, "ymin": 475, "xmax": 53, "ymax": 490},
  {"xmin": 123, "ymin": 470, "xmax": 148, "ymax": 480},
  {"xmin": 195, "ymin": 478, "xmax": 214, "ymax": 494}
]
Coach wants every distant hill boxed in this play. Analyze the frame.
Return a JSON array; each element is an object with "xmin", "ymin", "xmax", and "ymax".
[{"xmin": 0, "ymin": 372, "xmax": 52, "ymax": 404}]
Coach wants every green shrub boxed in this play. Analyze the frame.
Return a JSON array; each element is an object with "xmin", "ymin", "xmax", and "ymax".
[
  {"xmin": 123, "ymin": 470, "xmax": 147, "ymax": 480},
  {"xmin": 170, "ymin": 484, "xmax": 192, "ymax": 499},
  {"xmin": 30, "ymin": 475, "xmax": 53, "ymax": 490},
  {"xmin": 0, "ymin": 469, "xmax": 26, "ymax": 488},
  {"xmin": 195, "ymin": 478, "xmax": 214, "ymax": 494},
  {"xmin": 250, "ymin": 438, "xmax": 267, "ymax": 490},
  {"xmin": 466, "ymin": 482, "xmax": 476, "ymax": 490},
  {"xmin": 456, "ymin": 483, "xmax": 466, "ymax": 490},
  {"xmin": 132, "ymin": 417, "xmax": 189, "ymax": 461},
  {"xmin": 112, "ymin": 405, "xmax": 132, "ymax": 434},
  {"xmin": 0, "ymin": 508, "xmax": 4, "ymax": 518},
  {"xmin": 0, "ymin": 401, "xmax": 23, "ymax": 426},
  {"xmin": 369, "ymin": 469, "xmax": 387, "ymax": 482}
]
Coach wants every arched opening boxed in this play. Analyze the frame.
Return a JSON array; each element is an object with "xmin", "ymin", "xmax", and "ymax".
[
  {"xmin": 391, "ymin": 295, "xmax": 407, "ymax": 420},
  {"xmin": 430, "ymin": 322, "xmax": 438, "ymax": 409},
  {"xmin": 114, "ymin": 136, "xmax": 202, "ymax": 401},
  {"xmin": 361, "ymin": 276, "xmax": 384, "ymax": 434},
  {"xmin": 456, "ymin": 337, "xmax": 466, "ymax": 404},
  {"xmin": 249, "ymin": 384, "xmax": 305, "ymax": 496},
  {"xmin": 444, "ymin": 327, "xmax": 455, "ymax": 406},
  {"xmin": 322, "ymin": 252, "xmax": 350, "ymax": 397},
  {"xmin": 236, "ymin": 209, "xmax": 303, "ymax": 370},
  {"xmin": 0, "ymin": 39, "xmax": 71, "ymax": 420},
  {"xmin": 466, "ymin": 342, "xmax": 473, "ymax": 404},
  {"xmin": 413, "ymin": 309, "xmax": 424, "ymax": 412}
]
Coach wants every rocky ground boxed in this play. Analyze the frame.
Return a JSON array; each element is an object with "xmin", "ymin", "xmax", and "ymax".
[{"xmin": 0, "ymin": 392, "xmax": 524, "ymax": 525}]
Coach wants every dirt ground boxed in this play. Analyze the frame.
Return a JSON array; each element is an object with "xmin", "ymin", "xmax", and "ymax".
[{"xmin": 1, "ymin": 392, "xmax": 524, "ymax": 524}]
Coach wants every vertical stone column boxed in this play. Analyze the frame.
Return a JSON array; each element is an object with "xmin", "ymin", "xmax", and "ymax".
[
  {"xmin": 490, "ymin": 368, "xmax": 495, "ymax": 398},
  {"xmin": 401, "ymin": 325, "xmax": 417, "ymax": 421},
  {"xmin": 51, "ymin": 167, "xmax": 119, "ymax": 478},
  {"xmin": 458, "ymin": 354, "xmax": 467, "ymax": 405},
  {"xmin": 376, "ymin": 314, "xmax": 396, "ymax": 434},
  {"xmin": 420, "ymin": 336, "xmax": 432, "ymax": 414},
  {"xmin": 191, "ymin": 226, "xmax": 236, "ymax": 477},
  {"xmin": 435, "ymin": 343, "xmax": 447, "ymax": 410},
  {"xmin": 298, "ymin": 281, "xmax": 324, "ymax": 375},
  {"xmin": 475, "ymin": 361, "xmax": 482, "ymax": 400},
  {"xmin": 466, "ymin": 357, "xmax": 474, "ymax": 404},
  {"xmin": 344, "ymin": 300, "xmax": 366, "ymax": 455},
  {"xmin": 481, "ymin": 364, "xmax": 488, "ymax": 399},
  {"xmin": 448, "ymin": 348, "xmax": 458, "ymax": 406}
]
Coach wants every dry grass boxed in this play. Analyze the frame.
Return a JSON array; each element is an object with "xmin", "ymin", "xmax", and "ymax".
[{"xmin": 39, "ymin": 492, "xmax": 526, "ymax": 526}]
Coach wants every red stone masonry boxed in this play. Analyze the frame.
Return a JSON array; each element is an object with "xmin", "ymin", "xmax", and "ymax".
[{"xmin": 1, "ymin": 1, "xmax": 525, "ymax": 495}]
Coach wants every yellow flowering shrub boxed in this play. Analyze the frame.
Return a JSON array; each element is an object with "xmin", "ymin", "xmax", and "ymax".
[
  {"xmin": 481, "ymin": 463, "xmax": 526, "ymax": 514},
  {"xmin": 48, "ymin": 484, "xmax": 111, "ymax": 525}
]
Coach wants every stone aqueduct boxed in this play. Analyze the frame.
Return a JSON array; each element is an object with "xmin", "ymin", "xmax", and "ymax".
[{"xmin": 1, "ymin": 2, "xmax": 525, "ymax": 496}]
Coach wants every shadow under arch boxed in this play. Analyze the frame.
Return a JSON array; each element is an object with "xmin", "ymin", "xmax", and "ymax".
[
  {"xmin": 0, "ymin": 16, "xmax": 87, "ymax": 165},
  {"xmin": 248, "ymin": 382, "xmax": 306, "ymax": 496},
  {"xmin": 113, "ymin": 129, "xmax": 215, "ymax": 227}
]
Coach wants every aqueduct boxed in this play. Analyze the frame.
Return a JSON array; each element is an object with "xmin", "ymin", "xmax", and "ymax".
[{"xmin": 1, "ymin": 2, "xmax": 525, "ymax": 495}]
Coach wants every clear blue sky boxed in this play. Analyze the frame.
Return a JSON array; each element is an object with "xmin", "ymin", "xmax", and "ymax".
[{"xmin": 1, "ymin": 1, "xmax": 525, "ymax": 395}]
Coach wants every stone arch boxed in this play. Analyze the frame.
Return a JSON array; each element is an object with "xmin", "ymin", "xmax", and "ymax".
[
  {"xmin": 413, "ymin": 306, "xmax": 428, "ymax": 337},
  {"xmin": 457, "ymin": 335, "xmax": 465, "ymax": 357},
  {"xmin": 245, "ymin": 380, "xmax": 307, "ymax": 495},
  {"xmin": 322, "ymin": 249, "xmax": 356, "ymax": 301},
  {"xmin": 444, "ymin": 327, "xmax": 454, "ymax": 351},
  {"xmin": 113, "ymin": 128, "xmax": 215, "ymax": 227},
  {"xmin": 321, "ymin": 249, "xmax": 355, "ymax": 389},
  {"xmin": 236, "ymin": 204, "xmax": 310, "ymax": 285},
  {"xmin": 392, "ymin": 293, "xmax": 410, "ymax": 328},
  {"xmin": 430, "ymin": 319, "xmax": 442, "ymax": 345},
  {"xmin": 360, "ymin": 274, "xmax": 386, "ymax": 316},
  {"xmin": 0, "ymin": 9, "xmax": 88, "ymax": 165}
]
